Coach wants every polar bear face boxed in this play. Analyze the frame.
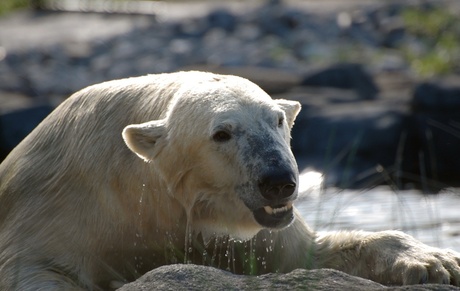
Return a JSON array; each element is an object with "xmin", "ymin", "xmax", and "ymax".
[{"xmin": 123, "ymin": 74, "xmax": 301, "ymax": 239}]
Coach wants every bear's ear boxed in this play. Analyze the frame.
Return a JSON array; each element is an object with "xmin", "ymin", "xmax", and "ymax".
[
  {"xmin": 122, "ymin": 119, "xmax": 167, "ymax": 162},
  {"xmin": 275, "ymin": 99, "xmax": 301, "ymax": 128}
]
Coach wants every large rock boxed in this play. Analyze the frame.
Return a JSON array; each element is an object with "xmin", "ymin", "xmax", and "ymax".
[
  {"xmin": 117, "ymin": 264, "xmax": 460, "ymax": 291},
  {"xmin": 301, "ymin": 63, "xmax": 380, "ymax": 100},
  {"xmin": 404, "ymin": 80, "xmax": 460, "ymax": 191},
  {"xmin": 283, "ymin": 87, "xmax": 409, "ymax": 188}
]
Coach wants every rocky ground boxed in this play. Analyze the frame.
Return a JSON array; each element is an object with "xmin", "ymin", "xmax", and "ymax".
[{"xmin": 1, "ymin": 0, "xmax": 460, "ymax": 191}]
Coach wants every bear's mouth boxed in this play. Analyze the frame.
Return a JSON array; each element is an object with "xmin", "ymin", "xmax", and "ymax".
[{"xmin": 252, "ymin": 201, "xmax": 294, "ymax": 229}]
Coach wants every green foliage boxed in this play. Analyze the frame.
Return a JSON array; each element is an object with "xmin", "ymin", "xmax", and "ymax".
[
  {"xmin": 401, "ymin": 6, "xmax": 460, "ymax": 77},
  {"xmin": 0, "ymin": 0, "xmax": 30, "ymax": 15}
]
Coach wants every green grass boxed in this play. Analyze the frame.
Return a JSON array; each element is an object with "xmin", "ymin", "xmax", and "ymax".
[
  {"xmin": 401, "ymin": 6, "xmax": 460, "ymax": 77},
  {"xmin": 0, "ymin": 0, "xmax": 31, "ymax": 16}
]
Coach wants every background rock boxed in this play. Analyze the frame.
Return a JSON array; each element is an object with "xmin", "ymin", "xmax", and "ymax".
[
  {"xmin": 290, "ymin": 91, "xmax": 409, "ymax": 188},
  {"xmin": 405, "ymin": 80, "xmax": 460, "ymax": 192},
  {"xmin": 300, "ymin": 63, "xmax": 379, "ymax": 100}
]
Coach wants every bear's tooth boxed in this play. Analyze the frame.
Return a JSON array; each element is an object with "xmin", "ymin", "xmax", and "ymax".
[
  {"xmin": 264, "ymin": 202, "xmax": 294, "ymax": 215},
  {"xmin": 264, "ymin": 206, "xmax": 274, "ymax": 215},
  {"xmin": 272, "ymin": 206, "xmax": 287, "ymax": 214}
]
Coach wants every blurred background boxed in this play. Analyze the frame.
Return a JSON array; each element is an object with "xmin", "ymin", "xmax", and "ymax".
[{"xmin": 1, "ymin": 0, "xmax": 460, "ymax": 250}]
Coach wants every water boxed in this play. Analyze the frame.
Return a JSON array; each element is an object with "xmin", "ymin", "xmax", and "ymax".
[{"xmin": 296, "ymin": 170, "xmax": 460, "ymax": 251}]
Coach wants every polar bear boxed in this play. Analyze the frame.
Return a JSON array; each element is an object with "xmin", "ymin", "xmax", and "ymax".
[{"xmin": 0, "ymin": 71, "xmax": 459, "ymax": 290}]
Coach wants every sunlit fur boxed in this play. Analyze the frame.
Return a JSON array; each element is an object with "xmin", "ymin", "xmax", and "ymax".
[{"xmin": 0, "ymin": 71, "xmax": 459, "ymax": 290}]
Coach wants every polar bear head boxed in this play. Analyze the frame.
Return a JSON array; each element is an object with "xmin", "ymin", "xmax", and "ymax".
[{"xmin": 123, "ymin": 72, "xmax": 301, "ymax": 240}]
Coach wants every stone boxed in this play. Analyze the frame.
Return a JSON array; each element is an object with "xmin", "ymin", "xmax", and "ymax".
[
  {"xmin": 117, "ymin": 264, "xmax": 460, "ymax": 291},
  {"xmin": 301, "ymin": 63, "xmax": 380, "ymax": 100},
  {"xmin": 412, "ymin": 81, "xmax": 460, "ymax": 112},
  {"xmin": 404, "ymin": 80, "xmax": 460, "ymax": 191},
  {"xmin": 207, "ymin": 9, "xmax": 237, "ymax": 32},
  {"xmin": 293, "ymin": 100, "xmax": 408, "ymax": 188}
]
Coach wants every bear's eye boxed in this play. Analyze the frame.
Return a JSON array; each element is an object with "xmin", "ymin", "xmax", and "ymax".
[{"xmin": 213, "ymin": 130, "xmax": 232, "ymax": 142}]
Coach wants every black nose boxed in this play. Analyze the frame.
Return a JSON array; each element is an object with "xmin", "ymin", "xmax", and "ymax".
[{"xmin": 258, "ymin": 170, "xmax": 297, "ymax": 201}]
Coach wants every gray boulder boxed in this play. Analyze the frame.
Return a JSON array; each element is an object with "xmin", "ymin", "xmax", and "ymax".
[
  {"xmin": 117, "ymin": 264, "xmax": 460, "ymax": 291},
  {"xmin": 283, "ymin": 87, "xmax": 409, "ymax": 188},
  {"xmin": 301, "ymin": 63, "xmax": 379, "ymax": 100},
  {"xmin": 406, "ymin": 80, "xmax": 460, "ymax": 191}
]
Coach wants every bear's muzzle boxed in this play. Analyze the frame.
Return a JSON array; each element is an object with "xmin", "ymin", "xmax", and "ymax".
[{"xmin": 251, "ymin": 168, "xmax": 297, "ymax": 229}]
